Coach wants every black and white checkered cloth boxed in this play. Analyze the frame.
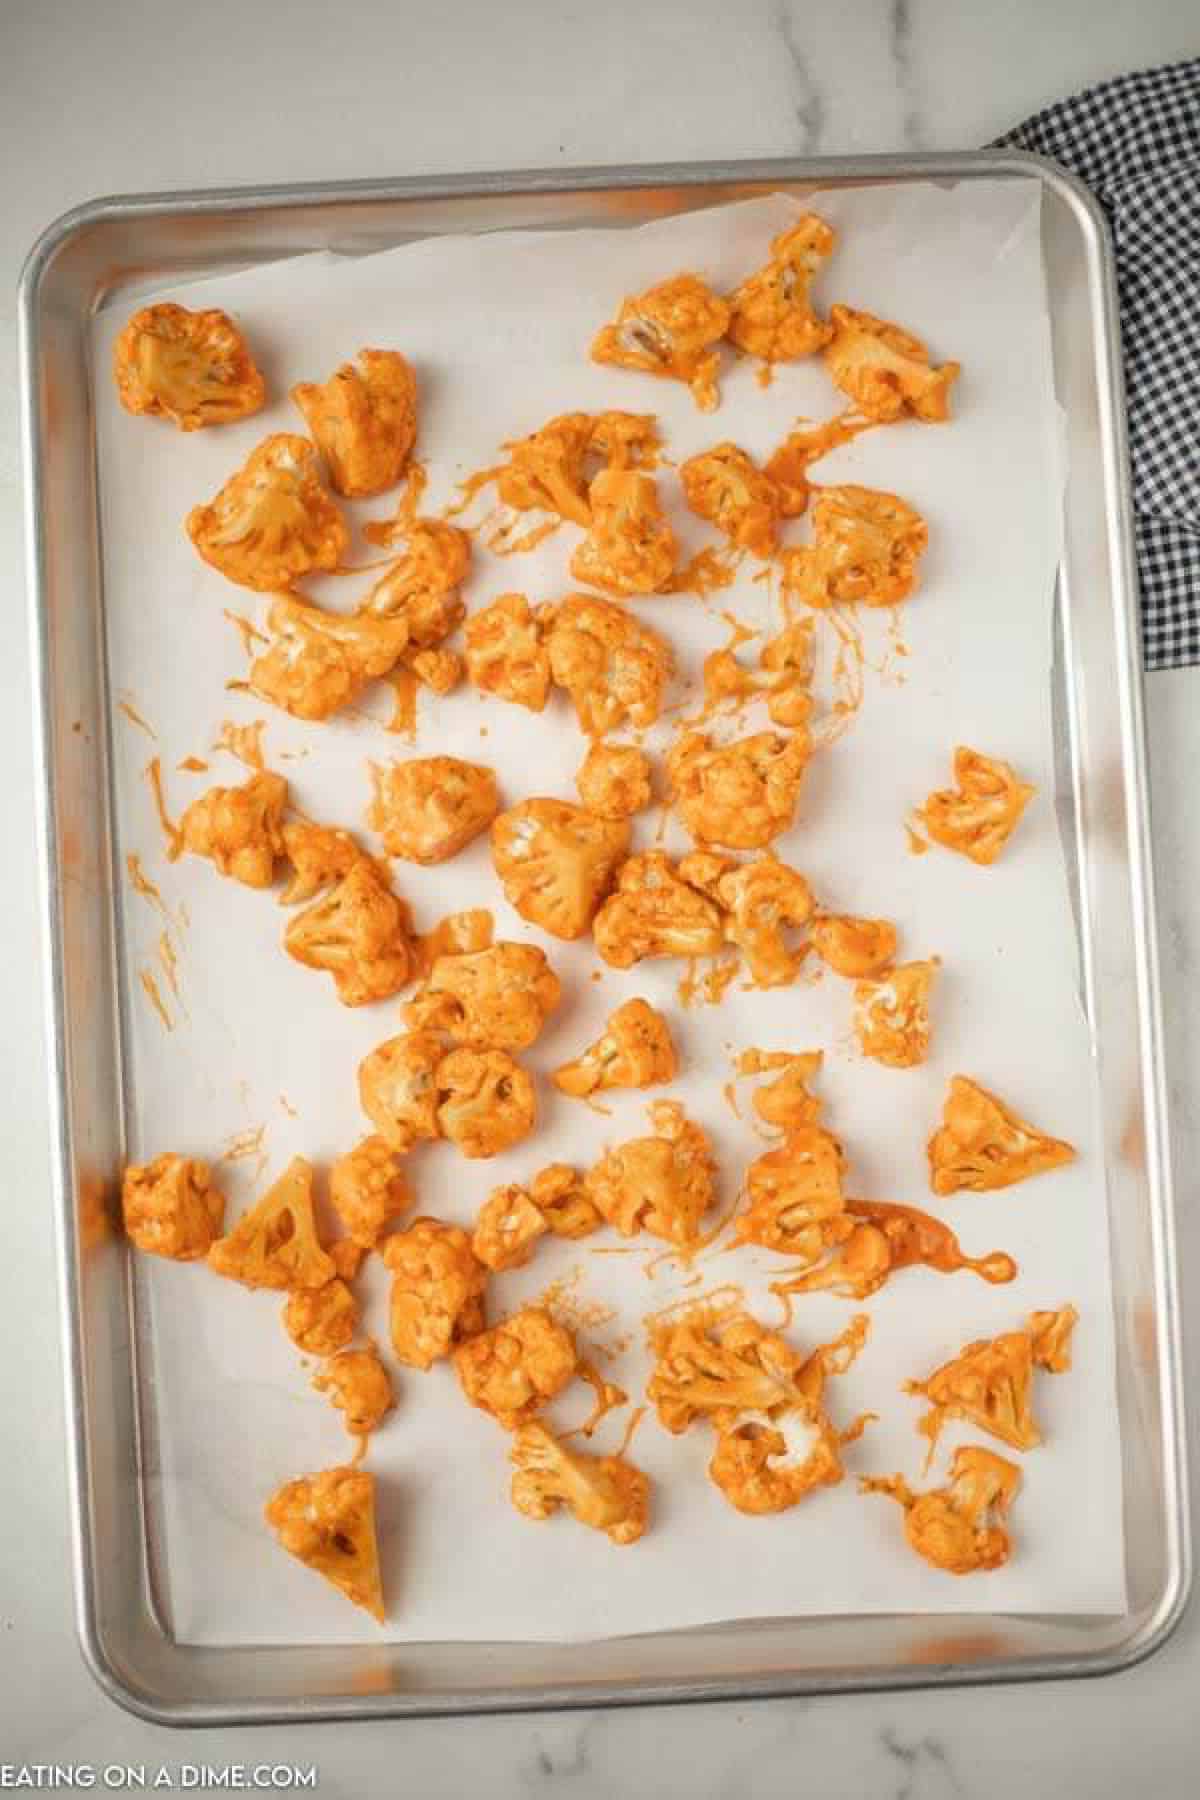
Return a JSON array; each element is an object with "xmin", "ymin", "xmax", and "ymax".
[{"xmin": 997, "ymin": 57, "xmax": 1200, "ymax": 670}]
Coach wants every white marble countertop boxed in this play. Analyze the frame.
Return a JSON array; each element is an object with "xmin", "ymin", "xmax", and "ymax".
[{"xmin": 2, "ymin": 1, "xmax": 1198, "ymax": 1792}]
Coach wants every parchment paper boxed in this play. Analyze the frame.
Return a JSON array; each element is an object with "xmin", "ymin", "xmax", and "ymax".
[{"xmin": 91, "ymin": 181, "xmax": 1126, "ymax": 1644}]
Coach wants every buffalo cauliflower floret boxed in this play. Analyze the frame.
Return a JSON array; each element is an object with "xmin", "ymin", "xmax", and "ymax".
[
  {"xmin": 313, "ymin": 1346, "xmax": 395, "ymax": 1437},
  {"xmin": 715, "ymin": 854, "xmax": 814, "ymax": 987},
  {"xmin": 176, "ymin": 769, "xmax": 286, "ymax": 889},
  {"xmin": 364, "ymin": 522, "xmax": 470, "ymax": 648},
  {"xmin": 680, "ymin": 443, "xmax": 782, "ymax": 558},
  {"xmin": 250, "ymin": 595, "xmax": 410, "ymax": 722},
  {"xmin": 569, "ymin": 470, "xmax": 678, "ymax": 597},
  {"xmin": 264, "ymin": 1464, "xmax": 384, "ymax": 1621},
  {"xmin": 810, "ymin": 912, "xmax": 897, "ymax": 978},
  {"xmin": 928, "ymin": 1076, "xmax": 1077, "ymax": 1195},
  {"xmin": 770, "ymin": 1197, "xmax": 1017, "ymax": 1303},
  {"xmin": 736, "ymin": 1047, "xmax": 828, "ymax": 1133},
  {"xmin": 283, "ymin": 858, "xmax": 415, "ymax": 1007},
  {"xmin": 291, "ymin": 348, "xmax": 417, "ymax": 498},
  {"xmin": 553, "ymin": 997, "xmax": 678, "ymax": 1098},
  {"xmin": 542, "ymin": 593, "xmax": 673, "ymax": 737},
  {"xmin": 121, "ymin": 1153, "xmax": 224, "ymax": 1260},
  {"xmin": 283, "ymin": 1277, "xmax": 358, "ymax": 1355},
  {"xmin": 780, "ymin": 484, "xmax": 929, "ymax": 611},
  {"xmin": 208, "ymin": 1158, "xmax": 335, "ymax": 1291},
  {"xmin": 368, "ymin": 756, "xmax": 499, "ymax": 864},
  {"xmin": 381, "ymin": 1217, "xmax": 486, "ymax": 1369},
  {"xmin": 703, "ymin": 622, "xmax": 815, "ymax": 729},
  {"xmin": 114, "ymin": 302, "xmax": 265, "ymax": 431},
  {"xmin": 453, "ymin": 1306, "xmax": 578, "ymax": 1429},
  {"xmin": 496, "ymin": 412, "xmax": 594, "ymax": 526},
  {"xmin": 584, "ymin": 1101, "xmax": 716, "ymax": 1250},
  {"xmin": 592, "ymin": 850, "xmax": 725, "ymax": 967},
  {"xmin": 330, "ymin": 1135, "xmax": 412, "ymax": 1248},
  {"xmin": 358, "ymin": 1032, "xmax": 444, "ymax": 1150},
  {"xmin": 647, "ymin": 1309, "xmax": 869, "ymax": 1436},
  {"xmin": 918, "ymin": 747, "xmax": 1036, "ymax": 866},
  {"xmin": 471, "ymin": 1165, "xmax": 601, "ymax": 1272},
  {"xmin": 727, "ymin": 215, "xmax": 836, "ymax": 363},
  {"xmin": 734, "ymin": 1125, "xmax": 849, "ymax": 1265},
  {"xmin": 710, "ymin": 1407, "xmax": 871, "ymax": 1516},
  {"xmin": 279, "ymin": 820, "xmax": 366, "ymax": 905},
  {"xmin": 406, "ymin": 941, "xmax": 561, "ymax": 1051},
  {"xmin": 491, "ymin": 798, "xmax": 629, "ymax": 940},
  {"xmin": 854, "ymin": 958, "xmax": 939, "ymax": 1068},
  {"xmin": 186, "ymin": 433, "xmax": 348, "ymax": 592},
  {"xmin": 510, "ymin": 1422, "xmax": 650, "ymax": 1544},
  {"xmin": 861, "ymin": 1446, "xmax": 1020, "ymax": 1575},
  {"xmin": 407, "ymin": 645, "xmax": 464, "ymax": 696},
  {"xmin": 574, "ymin": 742, "xmax": 653, "ymax": 818},
  {"xmin": 435, "ymin": 1047, "xmax": 537, "ymax": 1159},
  {"xmin": 824, "ymin": 303, "xmax": 960, "ymax": 423},
  {"xmin": 465, "ymin": 593, "xmax": 551, "ymax": 712},
  {"xmin": 667, "ymin": 729, "xmax": 810, "ymax": 850},
  {"xmin": 591, "ymin": 272, "xmax": 731, "ymax": 411},
  {"xmin": 904, "ymin": 1305, "xmax": 1078, "ymax": 1464}
]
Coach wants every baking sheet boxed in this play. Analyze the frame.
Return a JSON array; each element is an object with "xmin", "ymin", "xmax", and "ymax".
[{"xmin": 91, "ymin": 180, "xmax": 1126, "ymax": 1645}]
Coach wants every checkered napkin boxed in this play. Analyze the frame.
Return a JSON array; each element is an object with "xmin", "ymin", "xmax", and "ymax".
[{"xmin": 996, "ymin": 58, "xmax": 1200, "ymax": 669}]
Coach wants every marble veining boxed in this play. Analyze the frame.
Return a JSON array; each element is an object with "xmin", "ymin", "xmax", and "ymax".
[{"xmin": 772, "ymin": 0, "xmax": 829, "ymax": 152}]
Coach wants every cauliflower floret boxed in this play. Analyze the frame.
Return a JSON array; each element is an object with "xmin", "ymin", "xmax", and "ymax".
[
  {"xmin": 330, "ymin": 1135, "xmax": 412, "ymax": 1248},
  {"xmin": 496, "ymin": 412, "xmax": 594, "ymax": 526},
  {"xmin": 363, "ymin": 523, "xmax": 470, "ymax": 647},
  {"xmin": 810, "ymin": 912, "xmax": 897, "ymax": 978},
  {"xmin": 780, "ymin": 484, "xmax": 929, "ymax": 611},
  {"xmin": 471, "ymin": 1165, "xmax": 602, "ymax": 1272},
  {"xmin": 465, "ymin": 594, "xmax": 551, "ymax": 713},
  {"xmin": 824, "ymin": 303, "xmax": 960, "ymax": 423},
  {"xmin": 904, "ymin": 1306, "xmax": 1078, "ymax": 1463},
  {"xmin": 591, "ymin": 272, "xmax": 731, "ymax": 411},
  {"xmin": 358, "ymin": 1032, "xmax": 444, "ymax": 1150},
  {"xmin": 927, "ymin": 1075, "xmax": 1077, "ymax": 1194},
  {"xmin": 667, "ymin": 729, "xmax": 810, "ymax": 850},
  {"xmin": 283, "ymin": 1277, "xmax": 358, "ymax": 1355},
  {"xmin": 854, "ymin": 959, "xmax": 939, "ymax": 1068},
  {"xmin": 313, "ymin": 1346, "xmax": 395, "ymax": 1437},
  {"xmin": 250, "ymin": 595, "xmax": 410, "ymax": 722},
  {"xmin": 727, "ymin": 215, "xmax": 836, "ymax": 363},
  {"xmin": 770, "ymin": 1198, "xmax": 1017, "ymax": 1303},
  {"xmin": 710, "ymin": 1409, "xmax": 867, "ymax": 1515},
  {"xmin": 368, "ymin": 756, "xmax": 499, "ymax": 864},
  {"xmin": 407, "ymin": 942, "xmax": 561, "ymax": 1051},
  {"xmin": 279, "ymin": 820, "xmax": 366, "ymax": 906},
  {"xmin": 208, "ymin": 1158, "xmax": 336, "ymax": 1291},
  {"xmin": 122, "ymin": 1153, "xmax": 224, "ymax": 1260},
  {"xmin": 647, "ymin": 1309, "xmax": 869, "ymax": 1436},
  {"xmin": 408, "ymin": 645, "xmax": 464, "ymax": 695},
  {"xmin": 553, "ymin": 997, "xmax": 678, "ymax": 1098},
  {"xmin": 264, "ymin": 1465, "xmax": 385, "ymax": 1621},
  {"xmin": 435, "ymin": 1047, "xmax": 537, "ymax": 1159},
  {"xmin": 736, "ymin": 1047, "xmax": 828, "ymax": 1133},
  {"xmin": 715, "ymin": 854, "xmax": 814, "ymax": 987},
  {"xmin": 861, "ymin": 1447, "xmax": 1020, "ymax": 1575},
  {"xmin": 575, "ymin": 743, "xmax": 653, "ymax": 818},
  {"xmin": 680, "ymin": 443, "xmax": 782, "ymax": 558},
  {"xmin": 584, "ymin": 1101, "xmax": 716, "ymax": 1250},
  {"xmin": 114, "ymin": 302, "xmax": 265, "ymax": 431},
  {"xmin": 918, "ymin": 747, "xmax": 1036, "ymax": 866},
  {"xmin": 284, "ymin": 859, "xmax": 415, "ymax": 1007},
  {"xmin": 703, "ymin": 623, "xmax": 815, "ymax": 730},
  {"xmin": 186, "ymin": 433, "xmax": 348, "ymax": 592},
  {"xmin": 381, "ymin": 1217, "xmax": 486, "ymax": 1369},
  {"xmin": 733, "ymin": 1124, "xmax": 850, "ymax": 1264},
  {"xmin": 542, "ymin": 593, "xmax": 673, "ymax": 737},
  {"xmin": 176, "ymin": 769, "xmax": 287, "ymax": 889},
  {"xmin": 592, "ymin": 850, "xmax": 725, "ymax": 968},
  {"xmin": 453, "ymin": 1306, "xmax": 578, "ymax": 1429},
  {"xmin": 569, "ymin": 470, "xmax": 677, "ymax": 597},
  {"xmin": 491, "ymin": 798, "xmax": 629, "ymax": 941},
  {"xmin": 291, "ymin": 349, "xmax": 417, "ymax": 498},
  {"xmin": 510, "ymin": 1422, "xmax": 650, "ymax": 1544}
]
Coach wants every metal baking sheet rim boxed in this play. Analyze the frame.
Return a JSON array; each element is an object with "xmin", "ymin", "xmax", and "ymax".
[{"xmin": 18, "ymin": 150, "xmax": 1191, "ymax": 1725}]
